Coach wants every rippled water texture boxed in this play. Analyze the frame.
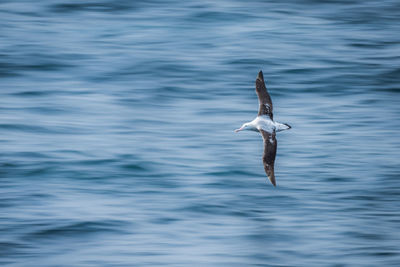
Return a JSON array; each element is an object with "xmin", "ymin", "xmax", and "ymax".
[{"xmin": 1, "ymin": 0, "xmax": 400, "ymax": 266}]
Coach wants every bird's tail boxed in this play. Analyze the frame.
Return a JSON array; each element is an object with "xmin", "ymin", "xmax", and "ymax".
[{"xmin": 276, "ymin": 122, "xmax": 291, "ymax": 132}]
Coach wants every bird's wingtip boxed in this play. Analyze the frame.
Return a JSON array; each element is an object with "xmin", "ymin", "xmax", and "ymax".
[
  {"xmin": 257, "ymin": 70, "xmax": 264, "ymax": 81},
  {"xmin": 268, "ymin": 174, "xmax": 276, "ymax": 187}
]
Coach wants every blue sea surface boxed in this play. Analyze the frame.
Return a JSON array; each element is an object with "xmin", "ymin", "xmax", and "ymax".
[{"xmin": 1, "ymin": 0, "xmax": 400, "ymax": 266}]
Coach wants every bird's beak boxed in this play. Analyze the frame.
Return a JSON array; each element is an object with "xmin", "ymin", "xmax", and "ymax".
[{"xmin": 234, "ymin": 126, "xmax": 244, "ymax": 133}]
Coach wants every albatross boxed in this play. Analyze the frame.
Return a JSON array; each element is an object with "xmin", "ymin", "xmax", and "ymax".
[{"xmin": 235, "ymin": 70, "xmax": 291, "ymax": 186}]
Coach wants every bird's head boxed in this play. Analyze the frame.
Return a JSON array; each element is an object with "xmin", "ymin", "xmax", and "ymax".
[{"xmin": 234, "ymin": 123, "xmax": 249, "ymax": 133}]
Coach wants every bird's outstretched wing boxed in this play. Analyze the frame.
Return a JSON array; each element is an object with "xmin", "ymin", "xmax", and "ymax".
[
  {"xmin": 255, "ymin": 70, "xmax": 273, "ymax": 119},
  {"xmin": 259, "ymin": 129, "xmax": 277, "ymax": 186}
]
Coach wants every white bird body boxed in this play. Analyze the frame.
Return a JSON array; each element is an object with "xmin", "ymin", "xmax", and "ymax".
[{"xmin": 240, "ymin": 115, "xmax": 291, "ymax": 133}]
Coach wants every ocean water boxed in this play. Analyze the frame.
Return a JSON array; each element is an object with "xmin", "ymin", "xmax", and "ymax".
[{"xmin": 1, "ymin": 0, "xmax": 400, "ymax": 266}]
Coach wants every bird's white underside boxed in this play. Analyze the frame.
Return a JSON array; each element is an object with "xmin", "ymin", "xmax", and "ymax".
[{"xmin": 243, "ymin": 115, "xmax": 289, "ymax": 133}]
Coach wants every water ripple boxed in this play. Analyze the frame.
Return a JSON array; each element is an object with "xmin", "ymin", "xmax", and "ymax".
[{"xmin": 0, "ymin": 0, "xmax": 399, "ymax": 265}]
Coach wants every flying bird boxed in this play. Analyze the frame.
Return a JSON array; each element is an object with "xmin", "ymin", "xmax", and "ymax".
[{"xmin": 235, "ymin": 71, "xmax": 291, "ymax": 186}]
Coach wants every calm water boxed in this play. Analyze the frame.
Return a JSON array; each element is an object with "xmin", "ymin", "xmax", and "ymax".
[{"xmin": 1, "ymin": 0, "xmax": 400, "ymax": 266}]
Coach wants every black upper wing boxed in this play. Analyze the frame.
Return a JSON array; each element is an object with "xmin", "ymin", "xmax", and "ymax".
[
  {"xmin": 259, "ymin": 129, "xmax": 277, "ymax": 186},
  {"xmin": 255, "ymin": 70, "xmax": 273, "ymax": 119}
]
